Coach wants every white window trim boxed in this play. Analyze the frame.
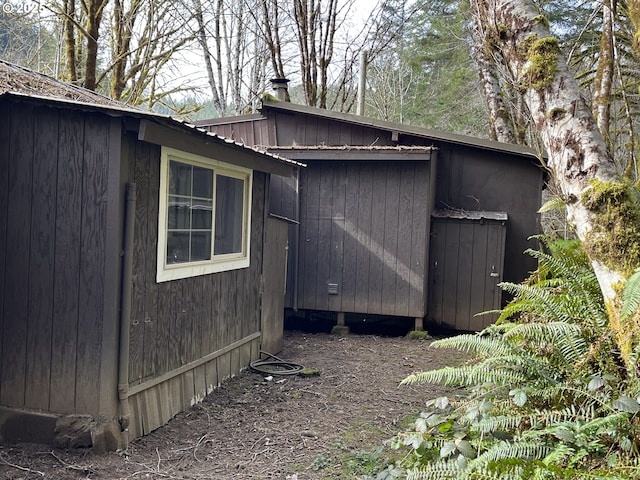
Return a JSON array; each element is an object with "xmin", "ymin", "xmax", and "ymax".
[{"xmin": 157, "ymin": 147, "xmax": 253, "ymax": 282}]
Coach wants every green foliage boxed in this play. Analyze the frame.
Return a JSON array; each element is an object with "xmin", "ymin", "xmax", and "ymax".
[
  {"xmin": 366, "ymin": 0, "xmax": 488, "ymax": 136},
  {"xmin": 621, "ymin": 268, "xmax": 640, "ymax": 321},
  {"xmin": 407, "ymin": 330, "xmax": 431, "ymax": 340},
  {"xmin": 386, "ymin": 238, "xmax": 640, "ymax": 479},
  {"xmin": 521, "ymin": 36, "xmax": 560, "ymax": 90},
  {"xmin": 581, "ymin": 180, "xmax": 640, "ymax": 276}
]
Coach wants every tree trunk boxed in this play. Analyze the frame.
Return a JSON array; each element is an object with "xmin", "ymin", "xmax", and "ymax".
[
  {"xmin": 469, "ymin": 0, "xmax": 518, "ymax": 143},
  {"xmin": 593, "ymin": 0, "xmax": 615, "ymax": 148},
  {"xmin": 63, "ymin": 0, "xmax": 78, "ymax": 83},
  {"xmin": 83, "ymin": 0, "xmax": 107, "ymax": 90},
  {"xmin": 472, "ymin": 0, "xmax": 640, "ymax": 364}
]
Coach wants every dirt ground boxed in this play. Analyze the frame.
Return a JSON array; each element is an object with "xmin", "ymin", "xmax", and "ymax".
[{"xmin": 0, "ymin": 323, "xmax": 465, "ymax": 480}]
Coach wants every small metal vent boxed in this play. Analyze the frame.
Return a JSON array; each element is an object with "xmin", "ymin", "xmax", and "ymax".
[{"xmin": 327, "ymin": 283, "xmax": 339, "ymax": 295}]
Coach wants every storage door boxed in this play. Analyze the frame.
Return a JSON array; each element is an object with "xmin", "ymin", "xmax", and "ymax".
[{"xmin": 428, "ymin": 213, "xmax": 506, "ymax": 331}]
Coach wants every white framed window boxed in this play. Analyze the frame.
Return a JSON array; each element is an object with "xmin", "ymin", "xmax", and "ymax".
[{"xmin": 157, "ymin": 147, "xmax": 252, "ymax": 282}]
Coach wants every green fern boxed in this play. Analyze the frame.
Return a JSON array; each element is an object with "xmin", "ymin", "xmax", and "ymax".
[
  {"xmin": 621, "ymin": 268, "xmax": 640, "ymax": 321},
  {"xmin": 385, "ymin": 238, "xmax": 640, "ymax": 480},
  {"xmin": 401, "ymin": 365, "xmax": 529, "ymax": 388}
]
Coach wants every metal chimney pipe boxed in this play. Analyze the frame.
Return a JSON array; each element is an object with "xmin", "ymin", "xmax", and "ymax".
[
  {"xmin": 270, "ymin": 78, "xmax": 290, "ymax": 102},
  {"xmin": 356, "ymin": 51, "xmax": 368, "ymax": 115}
]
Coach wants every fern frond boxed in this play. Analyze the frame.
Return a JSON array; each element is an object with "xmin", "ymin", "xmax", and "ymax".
[
  {"xmin": 498, "ymin": 282, "xmax": 567, "ymax": 323},
  {"xmin": 430, "ymin": 334, "xmax": 515, "ymax": 358},
  {"xmin": 577, "ymin": 411, "xmax": 631, "ymax": 436},
  {"xmin": 470, "ymin": 440, "xmax": 552, "ymax": 466},
  {"xmin": 406, "ymin": 460, "xmax": 459, "ymax": 480},
  {"xmin": 503, "ymin": 322, "xmax": 588, "ymax": 364},
  {"xmin": 401, "ymin": 365, "xmax": 528, "ymax": 388},
  {"xmin": 475, "ymin": 414, "xmax": 529, "ymax": 433},
  {"xmin": 538, "ymin": 196, "xmax": 566, "ymax": 213},
  {"xmin": 621, "ymin": 268, "xmax": 640, "ymax": 321}
]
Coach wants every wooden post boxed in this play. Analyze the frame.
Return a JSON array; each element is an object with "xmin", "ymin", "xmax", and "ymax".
[{"xmin": 414, "ymin": 316, "xmax": 424, "ymax": 331}]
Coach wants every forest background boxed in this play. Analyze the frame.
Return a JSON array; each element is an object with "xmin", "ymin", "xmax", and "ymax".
[{"xmin": 0, "ymin": 0, "xmax": 506, "ymax": 133}]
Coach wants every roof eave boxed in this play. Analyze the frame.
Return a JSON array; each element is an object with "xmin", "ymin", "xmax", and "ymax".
[
  {"xmin": 0, "ymin": 92, "xmax": 300, "ymax": 175},
  {"xmin": 260, "ymin": 100, "xmax": 543, "ymax": 160}
]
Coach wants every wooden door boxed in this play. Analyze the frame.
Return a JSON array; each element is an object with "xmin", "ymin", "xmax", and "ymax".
[
  {"xmin": 428, "ymin": 212, "xmax": 507, "ymax": 331},
  {"xmin": 260, "ymin": 217, "xmax": 289, "ymax": 354}
]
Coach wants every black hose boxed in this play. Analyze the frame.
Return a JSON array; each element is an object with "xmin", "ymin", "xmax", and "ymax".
[{"xmin": 250, "ymin": 351, "xmax": 304, "ymax": 375}]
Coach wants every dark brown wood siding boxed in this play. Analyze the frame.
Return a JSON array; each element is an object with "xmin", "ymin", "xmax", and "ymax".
[
  {"xmin": 271, "ymin": 111, "xmax": 394, "ymax": 147},
  {"xmin": 201, "ymin": 105, "xmax": 543, "ymax": 328},
  {"xmin": 0, "ymin": 101, "xmax": 116, "ymax": 417},
  {"xmin": 123, "ymin": 134, "xmax": 267, "ymax": 386},
  {"xmin": 429, "ymin": 146, "xmax": 541, "ymax": 287},
  {"xmin": 201, "ymin": 116, "xmax": 274, "ymax": 147},
  {"xmin": 297, "ymin": 160, "xmax": 431, "ymax": 317},
  {"xmin": 428, "ymin": 215, "xmax": 506, "ymax": 331}
]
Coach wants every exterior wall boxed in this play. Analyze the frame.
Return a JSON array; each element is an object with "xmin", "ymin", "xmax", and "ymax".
[
  {"xmin": 199, "ymin": 105, "xmax": 543, "ymax": 326},
  {"xmin": 122, "ymin": 134, "xmax": 268, "ymax": 437},
  {"xmin": 272, "ymin": 110, "xmax": 394, "ymax": 147},
  {"xmin": 0, "ymin": 99, "xmax": 122, "ymax": 447},
  {"xmin": 297, "ymin": 160, "xmax": 431, "ymax": 317},
  {"xmin": 430, "ymin": 145, "xmax": 542, "ymax": 286}
]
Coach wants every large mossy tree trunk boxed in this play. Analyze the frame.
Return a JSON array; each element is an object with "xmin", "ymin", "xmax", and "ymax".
[{"xmin": 470, "ymin": 0, "xmax": 640, "ymax": 365}]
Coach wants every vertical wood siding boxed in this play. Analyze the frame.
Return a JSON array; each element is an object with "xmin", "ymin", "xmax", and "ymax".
[
  {"xmin": 0, "ymin": 103, "xmax": 8, "ymax": 409},
  {"xmin": 200, "ymin": 106, "xmax": 542, "ymax": 328},
  {"xmin": 297, "ymin": 160, "xmax": 430, "ymax": 317},
  {"xmin": 0, "ymin": 102, "xmax": 112, "ymax": 417},
  {"xmin": 124, "ymin": 138, "xmax": 268, "ymax": 435},
  {"xmin": 428, "ymin": 217, "xmax": 506, "ymax": 331},
  {"xmin": 433, "ymin": 147, "xmax": 541, "ymax": 287},
  {"xmin": 125, "ymin": 137, "xmax": 266, "ymax": 386}
]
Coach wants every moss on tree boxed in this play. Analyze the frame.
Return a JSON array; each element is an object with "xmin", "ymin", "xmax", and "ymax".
[
  {"xmin": 520, "ymin": 36, "xmax": 560, "ymax": 90},
  {"xmin": 581, "ymin": 179, "xmax": 640, "ymax": 277}
]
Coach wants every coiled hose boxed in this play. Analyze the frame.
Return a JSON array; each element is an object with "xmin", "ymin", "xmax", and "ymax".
[{"xmin": 249, "ymin": 351, "xmax": 304, "ymax": 375}]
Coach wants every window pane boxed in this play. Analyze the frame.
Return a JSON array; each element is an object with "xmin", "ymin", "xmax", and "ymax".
[
  {"xmin": 191, "ymin": 199, "xmax": 213, "ymax": 229},
  {"xmin": 214, "ymin": 175, "xmax": 245, "ymax": 255},
  {"xmin": 192, "ymin": 166, "xmax": 213, "ymax": 198},
  {"xmin": 191, "ymin": 232, "xmax": 212, "ymax": 261},
  {"xmin": 167, "ymin": 232, "xmax": 190, "ymax": 264},
  {"xmin": 169, "ymin": 161, "xmax": 192, "ymax": 196},
  {"xmin": 168, "ymin": 196, "xmax": 191, "ymax": 229}
]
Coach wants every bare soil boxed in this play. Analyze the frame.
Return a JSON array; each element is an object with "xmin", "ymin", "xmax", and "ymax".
[{"xmin": 0, "ymin": 326, "xmax": 465, "ymax": 480}]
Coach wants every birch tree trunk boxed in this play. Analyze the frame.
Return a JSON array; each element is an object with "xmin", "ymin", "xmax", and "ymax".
[
  {"xmin": 469, "ymin": 0, "xmax": 518, "ymax": 144},
  {"xmin": 472, "ymin": 0, "xmax": 640, "ymax": 363},
  {"xmin": 593, "ymin": 0, "xmax": 615, "ymax": 149}
]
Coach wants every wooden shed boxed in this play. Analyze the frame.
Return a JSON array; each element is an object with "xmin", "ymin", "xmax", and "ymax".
[
  {"xmin": 196, "ymin": 91, "xmax": 544, "ymax": 332},
  {"xmin": 0, "ymin": 62, "xmax": 296, "ymax": 450}
]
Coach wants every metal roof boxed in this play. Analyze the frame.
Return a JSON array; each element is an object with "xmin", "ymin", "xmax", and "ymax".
[
  {"xmin": 260, "ymin": 100, "xmax": 543, "ymax": 160},
  {"xmin": 266, "ymin": 144, "xmax": 436, "ymax": 161}
]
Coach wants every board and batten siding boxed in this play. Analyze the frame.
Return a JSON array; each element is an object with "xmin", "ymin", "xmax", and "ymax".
[
  {"xmin": 123, "ymin": 135, "xmax": 267, "ymax": 436},
  {"xmin": 428, "ymin": 213, "xmax": 507, "ymax": 331},
  {"xmin": 0, "ymin": 101, "xmax": 120, "ymax": 419},
  {"xmin": 297, "ymin": 160, "xmax": 431, "ymax": 318}
]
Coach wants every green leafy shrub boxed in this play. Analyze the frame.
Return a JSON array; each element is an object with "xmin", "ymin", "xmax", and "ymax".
[{"xmin": 387, "ymin": 238, "xmax": 640, "ymax": 479}]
